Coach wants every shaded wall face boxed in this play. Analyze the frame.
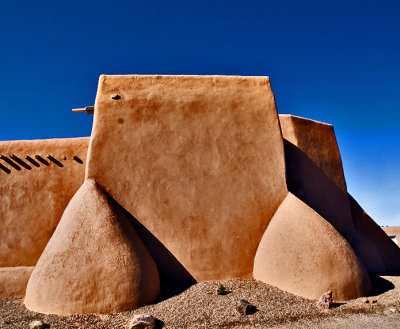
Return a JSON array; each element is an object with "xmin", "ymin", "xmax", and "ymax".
[
  {"xmin": 350, "ymin": 197, "xmax": 400, "ymax": 273},
  {"xmin": 279, "ymin": 115, "xmax": 347, "ymax": 192},
  {"xmin": 278, "ymin": 114, "xmax": 400, "ymax": 274},
  {"xmin": 87, "ymin": 75, "xmax": 287, "ymax": 281},
  {"xmin": 282, "ymin": 138, "xmax": 355, "ymax": 234},
  {"xmin": 0, "ymin": 137, "xmax": 89, "ymax": 266}
]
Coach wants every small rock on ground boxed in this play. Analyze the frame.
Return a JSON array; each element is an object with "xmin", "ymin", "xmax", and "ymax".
[
  {"xmin": 236, "ymin": 299, "xmax": 257, "ymax": 315},
  {"xmin": 316, "ymin": 290, "xmax": 332, "ymax": 309},
  {"xmin": 29, "ymin": 320, "xmax": 49, "ymax": 329},
  {"xmin": 127, "ymin": 314, "xmax": 158, "ymax": 328}
]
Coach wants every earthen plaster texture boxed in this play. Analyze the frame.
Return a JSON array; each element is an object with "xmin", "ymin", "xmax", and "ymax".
[
  {"xmin": 279, "ymin": 115, "xmax": 400, "ymax": 274},
  {"xmin": 0, "ymin": 137, "xmax": 89, "ymax": 266},
  {"xmin": 25, "ymin": 179, "xmax": 160, "ymax": 314},
  {"xmin": 0, "ymin": 266, "xmax": 33, "ymax": 298},
  {"xmin": 280, "ymin": 118, "xmax": 379, "ymax": 272},
  {"xmin": 3, "ymin": 74, "xmax": 397, "ymax": 314},
  {"xmin": 86, "ymin": 75, "xmax": 288, "ymax": 281},
  {"xmin": 279, "ymin": 114, "xmax": 346, "ymax": 191},
  {"xmin": 253, "ymin": 192, "xmax": 371, "ymax": 300}
]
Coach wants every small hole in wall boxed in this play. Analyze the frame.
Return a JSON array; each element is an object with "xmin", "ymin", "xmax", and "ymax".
[
  {"xmin": 47, "ymin": 154, "xmax": 64, "ymax": 167},
  {"xmin": 73, "ymin": 156, "xmax": 83, "ymax": 164},
  {"xmin": 10, "ymin": 154, "xmax": 32, "ymax": 170},
  {"xmin": 0, "ymin": 162, "xmax": 11, "ymax": 174},
  {"xmin": 35, "ymin": 155, "xmax": 49, "ymax": 166},
  {"xmin": 0, "ymin": 155, "xmax": 21, "ymax": 171},
  {"xmin": 112, "ymin": 94, "xmax": 121, "ymax": 100},
  {"xmin": 25, "ymin": 156, "xmax": 40, "ymax": 167}
]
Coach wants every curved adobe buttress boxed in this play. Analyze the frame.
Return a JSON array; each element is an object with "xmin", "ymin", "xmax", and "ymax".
[
  {"xmin": 279, "ymin": 114, "xmax": 399, "ymax": 274},
  {"xmin": 253, "ymin": 193, "xmax": 371, "ymax": 301},
  {"xmin": 25, "ymin": 179, "xmax": 160, "ymax": 315}
]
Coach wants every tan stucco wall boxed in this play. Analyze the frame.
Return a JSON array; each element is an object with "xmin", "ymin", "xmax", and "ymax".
[
  {"xmin": 279, "ymin": 114, "xmax": 347, "ymax": 191},
  {"xmin": 86, "ymin": 75, "xmax": 288, "ymax": 281},
  {"xmin": 253, "ymin": 193, "xmax": 371, "ymax": 301},
  {"xmin": 24, "ymin": 75, "xmax": 382, "ymax": 313},
  {"xmin": 25, "ymin": 179, "xmax": 160, "ymax": 315},
  {"xmin": 0, "ymin": 137, "xmax": 89, "ymax": 267},
  {"xmin": 279, "ymin": 115, "xmax": 400, "ymax": 274},
  {"xmin": 0, "ymin": 266, "xmax": 34, "ymax": 298}
]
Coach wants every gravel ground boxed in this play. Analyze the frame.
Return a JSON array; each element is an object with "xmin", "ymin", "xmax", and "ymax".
[{"xmin": 1, "ymin": 276, "xmax": 399, "ymax": 329}]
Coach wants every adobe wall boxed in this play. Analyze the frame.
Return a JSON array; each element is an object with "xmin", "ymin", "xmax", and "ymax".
[
  {"xmin": 0, "ymin": 266, "xmax": 33, "ymax": 298},
  {"xmin": 24, "ymin": 75, "xmax": 376, "ymax": 313},
  {"xmin": 279, "ymin": 114, "xmax": 347, "ymax": 191},
  {"xmin": 0, "ymin": 137, "xmax": 89, "ymax": 267},
  {"xmin": 253, "ymin": 192, "xmax": 371, "ymax": 300},
  {"xmin": 25, "ymin": 179, "xmax": 160, "ymax": 314},
  {"xmin": 279, "ymin": 115, "xmax": 400, "ymax": 274},
  {"xmin": 86, "ymin": 75, "xmax": 288, "ymax": 281},
  {"xmin": 279, "ymin": 114, "xmax": 355, "ymax": 235}
]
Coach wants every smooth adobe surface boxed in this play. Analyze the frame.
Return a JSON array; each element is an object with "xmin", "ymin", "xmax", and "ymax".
[
  {"xmin": 86, "ymin": 75, "xmax": 287, "ymax": 281},
  {"xmin": 279, "ymin": 114, "xmax": 347, "ymax": 191},
  {"xmin": 0, "ymin": 266, "xmax": 33, "ymax": 298},
  {"xmin": 25, "ymin": 179, "xmax": 160, "ymax": 314},
  {"xmin": 280, "ymin": 117, "xmax": 390, "ymax": 273},
  {"xmin": 0, "ymin": 137, "xmax": 89, "ymax": 267},
  {"xmin": 282, "ymin": 138, "xmax": 387, "ymax": 273},
  {"xmin": 253, "ymin": 192, "xmax": 372, "ymax": 301},
  {"xmin": 282, "ymin": 137, "xmax": 355, "ymax": 234},
  {"xmin": 11, "ymin": 75, "xmax": 393, "ymax": 314}
]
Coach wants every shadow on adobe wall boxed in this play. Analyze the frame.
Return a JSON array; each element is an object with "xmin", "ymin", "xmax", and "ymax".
[
  {"xmin": 349, "ymin": 194, "xmax": 400, "ymax": 276},
  {"xmin": 284, "ymin": 139, "xmax": 353, "ymax": 233},
  {"xmin": 118, "ymin": 203, "xmax": 196, "ymax": 301},
  {"xmin": 284, "ymin": 138, "xmax": 400, "ymax": 277}
]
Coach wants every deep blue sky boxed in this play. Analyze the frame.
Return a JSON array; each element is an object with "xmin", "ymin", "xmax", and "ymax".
[{"xmin": 1, "ymin": 0, "xmax": 399, "ymax": 226}]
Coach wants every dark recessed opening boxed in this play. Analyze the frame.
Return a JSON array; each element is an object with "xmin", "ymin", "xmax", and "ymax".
[
  {"xmin": 73, "ymin": 155, "xmax": 83, "ymax": 164},
  {"xmin": 10, "ymin": 154, "xmax": 32, "ymax": 170},
  {"xmin": 0, "ymin": 162, "xmax": 11, "ymax": 174},
  {"xmin": 35, "ymin": 155, "xmax": 49, "ymax": 166},
  {"xmin": 0, "ymin": 155, "xmax": 21, "ymax": 171},
  {"xmin": 25, "ymin": 156, "xmax": 40, "ymax": 167},
  {"xmin": 47, "ymin": 154, "xmax": 64, "ymax": 167}
]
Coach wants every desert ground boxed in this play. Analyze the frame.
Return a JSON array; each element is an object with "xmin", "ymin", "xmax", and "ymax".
[{"xmin": 1, "ymin": 275, "xmax": 399, "ymax": 329}]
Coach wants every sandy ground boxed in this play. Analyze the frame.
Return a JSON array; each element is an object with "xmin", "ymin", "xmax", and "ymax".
[{"xmin": 1, "ymin": 276, "xmax": 399, "ymax": 328}]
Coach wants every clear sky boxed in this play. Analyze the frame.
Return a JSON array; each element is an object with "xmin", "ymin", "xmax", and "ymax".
[{"xmin": 1, "ymin": 0, "xmax": 399, "ymax": 226}]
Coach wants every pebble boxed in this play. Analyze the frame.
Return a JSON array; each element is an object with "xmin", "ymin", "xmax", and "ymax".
[
  {"xmin": 236, "ymin": 299, "xmax": 257, "ymax": 315},
  {"xmin": 316, "ymin": 290, "xmax": 332, "ymax": 309},
  {"xmin": 29, "ymin": 320, "xmax": 48, "ymax": 329},
  {"xmin": 127, "ymin": 314, "xmax": 157, "ymax": 329}
]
